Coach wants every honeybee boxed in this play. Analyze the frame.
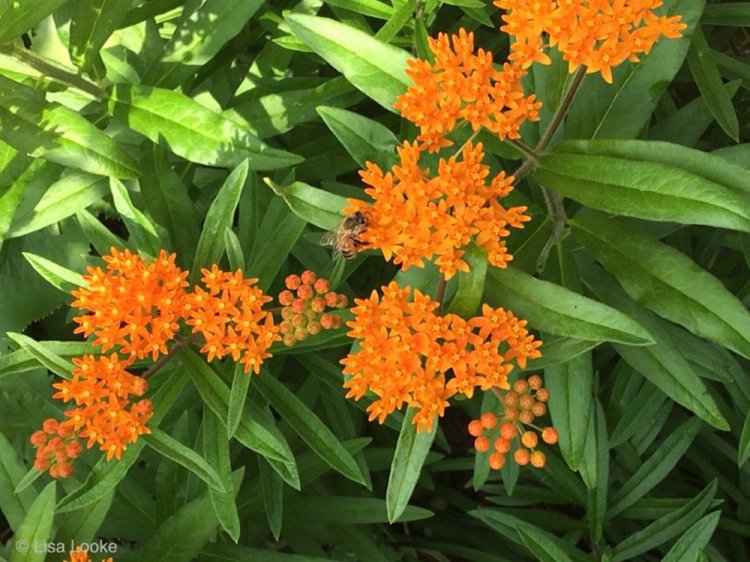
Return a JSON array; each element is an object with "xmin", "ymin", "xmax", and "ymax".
[{"xmin": 320, "ymin": 211, "xmax": 368, "ymax": 260}]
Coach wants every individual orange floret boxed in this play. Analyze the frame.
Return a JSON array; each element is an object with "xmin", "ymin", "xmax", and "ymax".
[
  {"xmin": 468, "ymin": 419, "xmax": 484, "ymax": 437},
  {"xmin": 542, "ymin": 427, "xmax": 559, "ymax": 445},
  {"xmin": 342, "ymin": 283, "xmax": 539, "ymax": 431},
  {"xmin": 494, "ymin": 0, "xmax": 687, "ymax": 83},
  {"xmin": 494, "ymin": 437, "xmax": 511, "ymax": 453},
  {"xmin": 521, "ymin": 431, "xmax": 538, "ymax": 449},
  {"xmin": 185, "ymin": 265, "xmax": 279, "ymax": 374},
  {"xmin": 474, "ymin": 435, "xmax": 491, "ymax": 453},
  {"xmin": 514, "ymin": 449, "xmax": 530, "ymax": 466},
  {"xmin": 65, "ymin": 547, "xmax": 113, "ymax": 562},
  {"xmin": 480, "ymin": 412, "xmax": 498, "ymax": 429},
  {"xmin": 500, "ymin": 422, "xmax": 517, "ymax": 440},
  {"xmin": 278, "ymin": 271, "xmax": 347, "ymax": 346},
  {"xmin": 530, "ymin": 450, "xmax": 546, "ymax": 468},
  {"xmin": 52, "ymin": 354, "xmax": 153, "ymax": 462},
  {"xmin": 345, "ymin": 141, "xmax": 530, "ymax": 279},
  {"xmin": 71, "ymin": 248, "xmax": 189, "ymax": 361},
  {"xmin": 394, "ymin": 28, "xmax": 542, "ymax": 146}
]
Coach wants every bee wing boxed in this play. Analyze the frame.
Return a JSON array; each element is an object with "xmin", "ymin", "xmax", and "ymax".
[{"xmin": 319, "ymin": 229, "xmax": 339, "ymax": 247}]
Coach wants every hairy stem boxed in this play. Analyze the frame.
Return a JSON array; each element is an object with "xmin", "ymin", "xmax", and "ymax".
[
  {"xmin": 536, "ymin": 187, "xmax": 567, "ymax": 274},
  {"xmin": 0, "ymin": 44, "xmax": 105, "ymax": 99},
  {"xmin": 142, "ymin": 334, "xmax": 202, "ymax": 380}
]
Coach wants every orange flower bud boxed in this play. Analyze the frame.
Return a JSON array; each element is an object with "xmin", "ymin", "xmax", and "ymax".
[
  {"xmin": 278, "ymin": 290, "xmax": 294, "ymax": 305},
  {"xmin": 56, "ymin": 462, "xmax": 74, "ymax": 479},
  {"xmin": 283, "ymin": 334, "xmax": 296, "ymax": 347},
  {"xmin": 531, "ymin": 402, "xmax": 546, "ymax": 417},
  {"xmin": 489, "ymin": 452, "xmax": 505, "ymax": 470},
  {"xmin": 307, "ymin": 321, "xmax": 321, "ymax": 335},
  {"xmin": 535, "ymin": 388, "xmax": 550, "ymax": 402},
  {"xmin": 301, "ymin": 270, "xmax": 317, "ymax": 285},
  {"xmin": 314, "ymin": 278, "xmax": 329, "ymax": 294},
  {"xmin": 519, "ymin": 410, "xmax": 534, "ymax": 424},
  {"xmin": 30, "ymin": 431, "xmax": 48, "ymax": 447},
  {"xmin": 542, "ymin": 427, "xmax": 559, "ymax": 445},
  {"xmin": 494, "ymin": 437, "xmax": 511, "ymax": 453},
  {"xmin": 503, "ymin": 392, "xmax": 519, "ymax": 407},
  {"xmin": 528, "ymin": 374, "xmax": 542, "ymax": 389},
  {"xmin": 530, "ymin": 450, "xmax": 546, "ymax": 468},
  {"xmin": 521, "ymin": 431, "xmax": 538, "ymax": 449},
  {"xmin": 480, "ymin": 412, "xmax": 498, "ymax": 429},
  {"xmin": 468, "ymin": 419, "xmax": 484, "ymax": 437},
  {"xmin": 514, "ymin": 449, "xmax": 530, "ymax": 466},
  {"xmin": 311, "ymin": 297, "xmax": 326, "ymax": 313},
  {"xmin": 285, "ymin": 274, "xmax": 302, "ymax": 290},
  {"xmin": 519, "ymin": 394, "xmax": 535, "ymax": 410},
  {"xmin": 335, "ymin": 295, "xmax": 348, "ymax": 308},
  {"xmin": 320, "ymin": 313, "xmax": 335, "ymax": 329},
  {"xmin": 513, "ymin": 379, "xmax": 529, "ymax": 394},
  {"xmin": 291, "ymin": 298, "xmax": 307, "ymax": 314},
  {"xmin": 297, "ymin": 284, "xmax": 314, "ymax": 300},
  {"xmin": 504, "ymin": 407, "xmax": 519, "ymax": 420},
  {"xmin": 500, "ymin": 422, "xmax": 517, "ymax": 440},
  {"xmin": 294, "ymin": 328, "xmax": 308, "ymax": 342},
  {"xmin": 43, "ymin": 419, "xmax": 58, "ymax": 434},
  {"xmin": 474, "ymin": 436, "xmax": 490, "ymax": 453}
]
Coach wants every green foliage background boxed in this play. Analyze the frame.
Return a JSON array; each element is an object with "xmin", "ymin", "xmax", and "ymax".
[{"xmin": 0, "ymin": 0, "xmax": 749, "ymax": 560}]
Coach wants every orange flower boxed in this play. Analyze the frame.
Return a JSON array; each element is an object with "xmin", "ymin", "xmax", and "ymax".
[
  {"xmin": 52, "ymin": 354, "xmax": 152, "ymax": 462},
  {"xmin": 65, "ymin": 548, "xmax": 113, "ymax": 562},
  {"xmin": 345, "ymin": 141, "xmax": 529, "ymax": 279},
  {"xmin": 495, "ymin": 0, "xmax": 687, "ymax": 83},
  {"xmin": 185, "ymin": 265, "xmax": 280, "ymax": 374},
  {"xmin": 71, "ymin": 248, "xmax": 189, "ymax": 360},
  {"xmin": 395, "ymin": 28, "xmax": 542, "ymax": 146},
  {"xmin": 342, "ymin": 283, "xmax": 541, "ymax": 431}
]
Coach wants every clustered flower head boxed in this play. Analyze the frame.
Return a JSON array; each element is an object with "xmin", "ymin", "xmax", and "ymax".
[
  {"xmin": 345, "ymin": 141, "xmax": 530, "ymax": 279},
  {"xmin": 185, "ymin": 265, "xmax": 280, "ymax": 374},
  {"xmin": 341, "ymin": 283, "xmax": 542, "ymax": 432},
  {"xmin": 278, "ymin": 270, "xmax": 348, "ymax": 346},
  {"xmin": 394, "ymin": 28, "xmax": 542, "ymax": 150},
  {"xmin": 71, "ymin": 248, "xmax": 189, "ymax": 361},
  {"xmin": 468, "ymin": 374, "xmax": 557, "ymax": 470},
  {"xmin": 64, "ymin": 548, "xmax": 113, "ymax": 562},
  {"xmin": 496, "ymin": 0, "xmax": 687, "ymax": 83},
  {"xmin": 50, "ymin": 354, "xmax": 152, "ymax": 461}
]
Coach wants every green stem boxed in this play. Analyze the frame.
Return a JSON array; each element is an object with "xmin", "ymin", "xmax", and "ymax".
[
  {"xmin": 141, "ymin": 334, "xmax": 201, "ymax": 380},
  {"xmin": 536, "ymin": 187, "xmax": 567, "ymax": 274},
  {"xmin": 507, "ymin": 139, "xmax": 536, "ymax": 160},
  {"xmin": 435, "ymin": 276, "xmax": 447, "ymax": 311},
  {"xmin": 0, "ymin": 44, "xmax": 105, "ymax": 99},
  {"xmin": 512, "ymin": 66, "xmax": 587, "ymax": 181}
]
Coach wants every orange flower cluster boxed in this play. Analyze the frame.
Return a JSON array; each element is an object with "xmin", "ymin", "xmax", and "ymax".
[
  {"xmin": 495, "ymin": 0, "xmax": 687, "ymax": 83},
  {"xmin": 51, "ymin": 354, "xmax": 152, "ymax": 461},
  {"xmin": 341, "ymin": 283, "xmax": 541, "ymax": 432},
  {"xmin": 468, "ymin": 375, "xmax": 557, "ymax": 470},
  {"xmin": 30, "ymin": 418, "xmax": 82, "ymax": 478},
  {"xmin": 345, "ymin": 141, "xmax": 530, "ymax": 279},
  {"xmin": 185, "ymin": 265, "xmax": 280, "ymax": 374},
  {"xmin": 278, "ymin": 270, "xmax": 347, "ymax": 346},
  {"xmin": 394, "ymin": 28, "xmax": 542, "ymax": 149},
  {"xmin": 65, "ymin": 548, "xmax": 113, "ymax": 562},
  {"xmin": 71, "ymin": 249, "xmax": 189, "ymax": 361}
]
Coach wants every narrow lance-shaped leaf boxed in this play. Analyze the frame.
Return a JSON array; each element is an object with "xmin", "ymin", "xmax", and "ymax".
[
  {"xmin": 284, "ymin": 13, "xmax": 411, "ymax": 112},
  {"xmin": 108, "ymin": 84, "xmax": 303, "ymax": 170},
  {"xmin": 317, "ymin": 105, "xmax": 398, "ymax": 167},
  {"xmin": 69, "ymin": 0, "xmax": 134, "ymax": 74},
  {"xmin": 203, "ymin": 409, "xmax": 241, "ymax": 542},
  {"xmin": 263, "ymin": 178, "xmax": 347, "ymax": 231},
  {"xmin": 0, "ymin": 430, "xmax": 36, "ymax": 531},
  {"xmin": 571, "ymin": 209, "xmax": 750, "ymax": 359},
  {"xmin": 9, "ymin": 482, "xmax": 56, "ymax": 562},
  {"xmin": 0, "ymin": 0, "xmax": 70, "ymax": 43},
  {"xmin": 387, "ymin": 408, "xmax": 437, "ymax": 523},
  {"xmin": 661, "ymin": 511, "xmax": 721, "ymax": 562},
  {"xmin": 445, "ymin": 243, "xmax": 487, "ymax": 317}
]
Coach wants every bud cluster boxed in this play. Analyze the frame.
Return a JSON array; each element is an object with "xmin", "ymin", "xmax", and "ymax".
[
  {"xmin": 468, "ymin": 374, "xmax": 557, "ymax": 470},
  {"xmin": 30, "ymin": 418, "xmax": 83, "ymax": 478},
  {"xmin": 278, "ymin": 270, "xmax": 347, "ymax": 346}
]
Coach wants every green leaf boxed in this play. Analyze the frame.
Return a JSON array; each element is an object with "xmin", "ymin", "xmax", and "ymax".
[
  {"xmin": 258, "ymin": 457, "xmax": 283, "ymax": 541},
  {"xmin": 203, "ymin": 409, "xmax": 241, "ymax": 542},
  {"xmin": 445, "ymin": 243, "xmax": 487, "ymax": 317},
  {"xmin": 565, "ymin": 0, "xmax": 704, "ymax": 139},
  {"xmin": 323, "ymin": 0, "xmax": 393, "ymax": 19},
  {"xmin": 554, "ymin": 139, "xmax": 750, "ymax": 199},
  {"xmin": 687, "ymin": 27, "xmax": 739, "ymax": 141},
  {"xmin": 246, "ymin": 212, "xmax": 307, "ymax": 291},
  {"xmin": 284, "ymin": 496, "xmax": 432, "ymax": 524},
  {"xmin": 201, "ymin": 544, "xmax": 331, "ymax": 562},
  {"xmin": 179, "ymin": 348, "xmax": 299, "ymax": 487},
  {"xmin": 110, "ymin": 178, "xmax": 162, "ymax": 257},
  {"xmin": 9, "ymin": 482, "xmax": 56, "ymax": 562},
  {"xmin": 284, "ymin": 13, "xmax": 411, "ymax": 112},
  {"xmin": 54, "ymin": 489, "xmax": 114, "ymax": 548},
  {"xmin": 191, "ymin": 160, "xmax": 248, "ymax": 274},
  {"xmin": 517, "ymin": 526, "xmax": 575, "ymax": 562},
  {"xmin": 738, "ymin": 411, "xmax": 750, "ymax": 466},
  {"xmin": 0, "ymin": 75, "xmax": 138, "ymax": 178},
  {"xmin": 7, "ymin": 171, "xmax": 108, "ymax": 238},
  {"xmin": 144, "ymin": 428, "xmax": 225, "ymax": 493},
  {"xmin": 317, "ymin": 105, "xmax": 398, "ymax": 167},
  {"xmin": 69, "ymin": 0, "xmax": 133, "ymax": 74},
  {"xmin": 0, "ymin": 0, "xmax": 69, "ymax": 43},
  {"xmin": 386, "ymin": 408, "xmax": 437, "ymax": 523},
  {"xmin": 582, "ymin": 401, "xmax": 609, "ymax": 540},
  {"xmin": 22, "ymin": 252, "xmax": 83, "ymax": 292},
  {"xmin": 536, "ymin": 151, "xmax": 750, "ymax": 232},
  {"xmin": 571, "ymin": 209, "xmax": 750, "ymax": 359},
  {"xmin": 485, "ymin": 266, "xmax": 654, "ymax": 345},
  {"xmin": 6, "ymin": 332, "xmax": 74, "ymax": 379},
  {"xmin": 608, "ymin": 417, "xmax": 702, "ymax": 517},
  {"xmin": 263, "ymin": 178, "xmax": 346, "ymax": 231},
  {"xmin": 522, "ymin": 337, "xmax": 597, "ymax": 372},
  {"xmin": 609, "ymin": 381, "xmax": 667, "ymax": 448},
  {"xmin": 611, "ymin": 480, "xmax": 716, "ymax": 562},
  {"xmin": 254, "ymin": 371, "xmax": 366, "ymax": 486},
  {"xmin": 0, "ymin": 430, "xmax": 36, "ymax": 531},
  {"xmin": 579, "ymin": 258, "xmax": 729, "ymax": 430},
  {"xmin": 226, "ymin": 363, "xmax": 250, "ymax": 439},
  {"xmin": 108, "ymin": 84, "xmax": 303, "ymax": 170},
  {"xmin": 545, "ymin": 352, "xmax": 593, "ymax": 471},
  {"xmin": 702, "ymin": 3, "xmax": 750, "ymax": 26},
  {"xmin": 661, "ymin": 511, "xmax": 721, "ymax": 562}
]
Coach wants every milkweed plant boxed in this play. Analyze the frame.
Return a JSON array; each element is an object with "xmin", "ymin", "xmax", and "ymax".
[{"xmin": 0, "ymin": 0, "xmax": 748, "ymax": 561}]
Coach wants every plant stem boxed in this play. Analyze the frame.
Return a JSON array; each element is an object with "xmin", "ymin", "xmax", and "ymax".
[
  {"xmin": 536, "ymin": 187, "xmax": 567, "ymax": 274},
  {"xmin": 512, "ymin": 66, "xmax": 587, "ymax": 181},
  {"xmin": 507, "ymin": 139, "xmax": 537, "ymax": 160},
  {"xmin": 0, "ymin": 44, "xmax": 105, "ymax": 99},
  {"xmin": 435, "ymin": 276, "xmax": 447, "ymax": 310},
  {"xmin": 141, "ymin": 334, "xmax": 201, "ymax": 380}
]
